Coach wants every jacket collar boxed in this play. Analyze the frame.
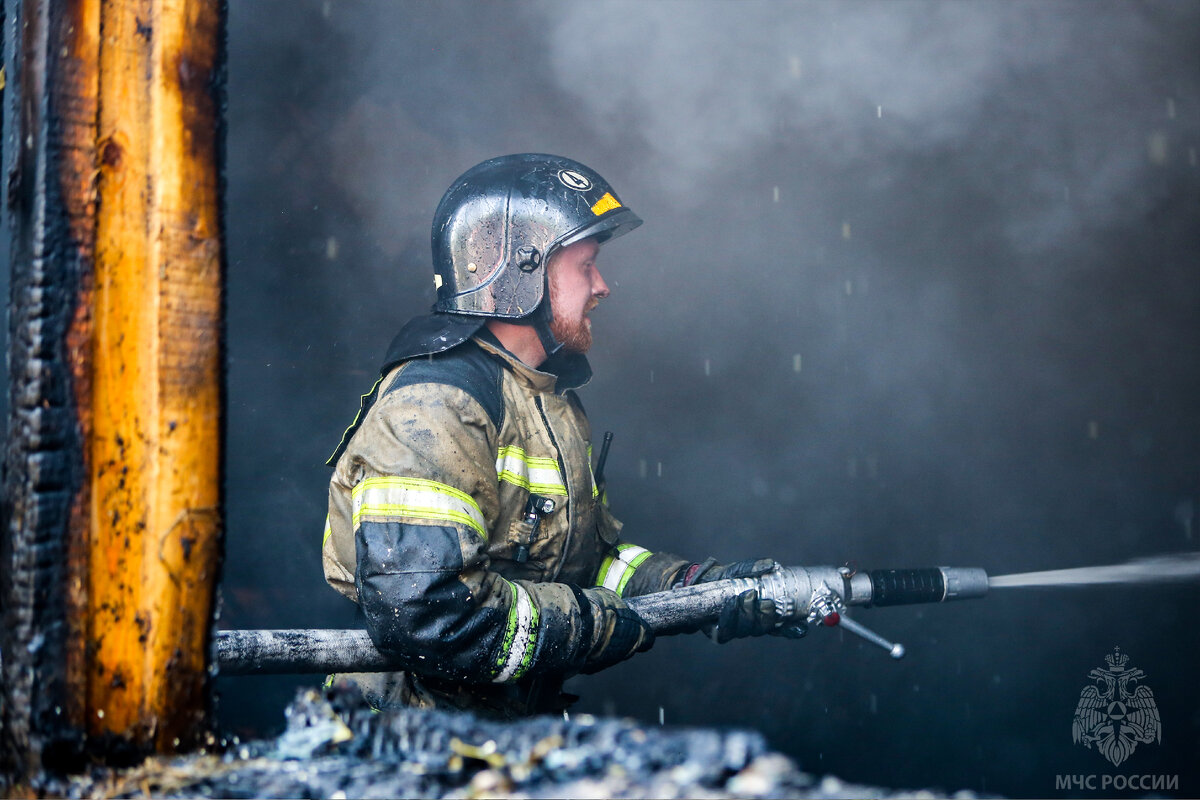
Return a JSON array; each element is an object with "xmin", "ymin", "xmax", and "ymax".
[
  {"xmin": 378, "ymin": 312, "xmax": 592, "ymax": 393},
  {"xmin": 473, "ymin": 328, "xmax": 592, "ymax": 394}
]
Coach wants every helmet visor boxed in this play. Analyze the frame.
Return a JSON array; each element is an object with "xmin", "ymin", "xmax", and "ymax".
[{"xmin": 559, "ymin": 206, "xmax": 643, "ymax": 249}]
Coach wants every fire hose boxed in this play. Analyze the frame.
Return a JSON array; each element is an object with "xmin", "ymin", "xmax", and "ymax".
[{"xmin": 215, "ymin": 565, "xmax": 989, "ymax": 675}]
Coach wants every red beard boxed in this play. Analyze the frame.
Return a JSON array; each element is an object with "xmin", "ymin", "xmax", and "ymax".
[
  {"xmin": 550, "ymin": 310, "xmax": 592, "ymax": 354},
  {"xmin": 548, "ymin": 292, "xmax": 597, "ymax": 354}
]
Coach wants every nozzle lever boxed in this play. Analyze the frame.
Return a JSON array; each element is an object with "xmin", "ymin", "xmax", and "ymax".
[
  {"xmin": 835, "ymin": 614, "xmax": 906, "ymax": 659},
  {"xmin": 807, "ymin": 582, "xmax": 906, "ymax": 659}
]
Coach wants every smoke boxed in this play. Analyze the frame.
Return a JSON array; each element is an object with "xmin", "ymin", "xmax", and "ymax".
[
  {"xmin": 542, "ymin": 2, "xmax": 1015, "ymax": 171},
  {"xmin": 541, "ymin": 0, "xmax": 1189, "ymax": 257}
]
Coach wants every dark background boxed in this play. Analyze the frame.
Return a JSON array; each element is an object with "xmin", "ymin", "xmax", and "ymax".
[{"xmin": 7, "ymin": 1, "xmax": 1200, "ymax": 796}]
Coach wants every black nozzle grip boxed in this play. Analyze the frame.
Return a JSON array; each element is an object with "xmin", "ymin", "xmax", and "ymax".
[{"xmin": 869, "ymin": 568, "xmax": 945, "ymax": 606}]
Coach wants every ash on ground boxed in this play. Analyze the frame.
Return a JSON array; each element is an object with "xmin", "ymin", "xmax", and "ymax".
[{"xmin": 51, "ymin": 684, "xmax": 981, "ymax": 799}]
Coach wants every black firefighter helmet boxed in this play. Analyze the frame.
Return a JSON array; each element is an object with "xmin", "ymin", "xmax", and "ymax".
[{"xmin": 431, "ymin": 154, "xmax": 642, "ymax": 350}]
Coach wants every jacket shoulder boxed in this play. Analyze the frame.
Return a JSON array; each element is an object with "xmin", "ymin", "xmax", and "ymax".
[{"xmin": 385, "ymin": 340, "xmax": 505, "ymax": 430}]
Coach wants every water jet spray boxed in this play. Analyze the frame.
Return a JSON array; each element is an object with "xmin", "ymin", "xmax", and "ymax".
[{"xmin": 987, "ymin": 552, "xmax": 1200, "ymax": 589}]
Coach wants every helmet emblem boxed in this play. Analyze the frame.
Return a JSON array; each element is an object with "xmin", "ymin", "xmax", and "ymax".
[{"xmin": 557, "ymin": 169, "xmax": 592, "ymax": 191}]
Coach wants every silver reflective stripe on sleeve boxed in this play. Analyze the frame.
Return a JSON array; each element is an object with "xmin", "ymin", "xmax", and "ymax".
[
  {"xmin": 596, "ymin": 543, "xmax": 653, "ymax": 597},
  {"xmin": 495, "ymin": 445, "xmax": 568, "ymax": 496},
  {"xmin": 351, "ymin": 476, "xmax": 487, "ymax": 540},
  {"xmin": 494, "ymin": 580, "xmax": 540, "ymax": 683}
]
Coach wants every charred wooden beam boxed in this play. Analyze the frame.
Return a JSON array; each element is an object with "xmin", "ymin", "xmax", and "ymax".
[
  {"xmin": 2, "ymin": 0, "xmax": 226, "ymax": 778},
  {"xmin": 89, "ymin": 0, "xmax": 225, "ymax": 756},
  {"xmin": 2, "ymin": 0, "xmax": 101, "ymax": 777}
]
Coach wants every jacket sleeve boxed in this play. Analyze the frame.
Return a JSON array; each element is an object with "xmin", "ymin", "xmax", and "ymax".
[
  {"xmin": 595, "ymin": 543, "xmax": 691, "ymax": 598},
  {"xmin": 343, "ymin": 382, "xmax": 592, "ymax": 684}
]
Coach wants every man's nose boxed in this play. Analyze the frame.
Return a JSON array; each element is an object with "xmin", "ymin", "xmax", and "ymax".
[{"xmin": 593, "ymin": 269, "xmax": 610, "ymax": 299}]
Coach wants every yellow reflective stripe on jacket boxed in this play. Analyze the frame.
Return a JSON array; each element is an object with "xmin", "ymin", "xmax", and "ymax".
[
  {"xmin": 596, "ymin": 543, "xmax": 653, "ymax": 597},
  {"xmin": 352, "ymin": 476, "xmax": 487, "ymax": 540},
  {"xmin": 495, "ymin": 445, "xmax": 568, "ymax": 496},
  {"xmin": 322, "ymin": 515, "xmax": 332, "ymax": 546},
  {"xmin": 493, "ymin": 580, "xmax": 539, "ymax": 683}
]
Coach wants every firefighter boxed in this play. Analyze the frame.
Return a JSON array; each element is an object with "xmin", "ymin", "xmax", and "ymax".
[{"xmin": 322, "ymin": 154, "xmax": 786, "ymax": 716}]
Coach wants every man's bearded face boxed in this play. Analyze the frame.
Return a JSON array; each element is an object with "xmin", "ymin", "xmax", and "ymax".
[
  {"xmin": 546, "ymin": 238, "xmax": 607, "ymax": 354},
  {"xmin": 549, "ymin": 289, "xmax": 599, "ymax": 353}
]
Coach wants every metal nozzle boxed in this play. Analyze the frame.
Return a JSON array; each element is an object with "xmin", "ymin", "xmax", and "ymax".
[
  {"xmin": 939, "ymin": 567, "xmax": 989, "ymax": 600},
  {"xmin": 866, "ymin": 567, "xmax": 989, "ymax": 606}
]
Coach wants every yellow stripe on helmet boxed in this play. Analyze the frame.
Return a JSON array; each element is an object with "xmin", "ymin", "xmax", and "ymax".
[{"xmin": 591, "ymin": 192, "xmax": 621, "ymax": 216}]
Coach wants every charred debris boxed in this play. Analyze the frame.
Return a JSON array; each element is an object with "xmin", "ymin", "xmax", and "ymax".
[{"xmin": 29, "ymin": 683, "xmax": 978, "ymax": 799}]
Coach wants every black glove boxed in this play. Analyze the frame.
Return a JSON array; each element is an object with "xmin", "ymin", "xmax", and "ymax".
[
  {"xmin": 683, "ymin": 557, "xmax": 806, "ymax": 644},
  {"xmin": 571, "ymin": 585, "xmax": 655, "ymax": 674},
  {"xmin": 680, "ymin": 556, "xmax": 776, "ymax": 586}
]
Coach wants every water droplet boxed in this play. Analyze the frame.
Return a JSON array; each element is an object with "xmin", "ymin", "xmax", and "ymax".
[{"xmin": 1147, "ymin": 131, "xmax": 1169, "ymax": 164}]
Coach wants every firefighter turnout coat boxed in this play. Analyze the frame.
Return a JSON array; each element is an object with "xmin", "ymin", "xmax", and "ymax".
[{"xmin": 323, "ymin": 318, "xmax": 689, "ymax": 715}]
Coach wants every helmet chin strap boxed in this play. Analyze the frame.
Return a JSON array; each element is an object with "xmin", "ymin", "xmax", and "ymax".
[
  {"xmin": 529, "ymin": 291, "xmax": 564, "ymax": 358},
  {"xmin": 514, "ymin": 269, "xmax": 563, "ymax": 359}
]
